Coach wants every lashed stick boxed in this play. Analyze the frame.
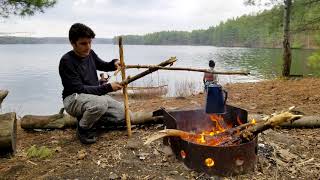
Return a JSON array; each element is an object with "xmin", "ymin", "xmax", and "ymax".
[
  {"xmin": 125, "ymin": 65, "xmax": 249, "ymax": 75},
  {"xmin": 118, "ymin": 37, "xmax": 132, "ymax": 137},
  {"xmin": 119, "ymin": 57, "xmax": 177, "ymax": 86}
]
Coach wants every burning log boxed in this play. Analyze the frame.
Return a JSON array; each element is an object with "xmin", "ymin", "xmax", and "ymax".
[
  {"xmin": 144, "ymin": 107, "xmax": 303, "ymax": 146},
  {"xmin": 0, "ymin": 112, "xmax": 17, "ymax": 156}
]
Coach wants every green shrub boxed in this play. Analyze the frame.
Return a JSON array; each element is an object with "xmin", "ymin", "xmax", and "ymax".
[{"xmin": 26, "ymin": 145, "xmax": 53, "ymax": 159}]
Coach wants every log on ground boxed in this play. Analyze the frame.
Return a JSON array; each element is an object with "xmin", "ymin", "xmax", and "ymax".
[
  {"xmin": 21, "ymin": 108, "xmax": 76, "ymax": 129},
  {"xmin": 0, "ymin": 112, "xmax": 17, "ymax": 156},
  {"xmin": 21, "ymin": 110, "xmax": 163, "ymax": 130}
]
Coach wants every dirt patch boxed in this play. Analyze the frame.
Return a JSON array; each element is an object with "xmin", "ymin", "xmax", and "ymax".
[{"xmin": 0, "ymin": 78, "xmax": 319, "ymax": 179}]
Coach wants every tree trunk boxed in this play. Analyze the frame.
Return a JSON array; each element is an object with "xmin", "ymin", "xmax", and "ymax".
[
  {"xmin": 282, "ymin": 0, "xmax": 292, "ymax": 77},
  {"xmin": 20, "ymin": 110, "xmax": 163, "ymax": 130},
  {"xmin": 21, "ymin": 108, "xmax": 77, "ymax": 129},
  {"xmin": 0, "ymin": 112, "xmax": 17, "ymax": 156},
  {"xmin": 280, "ymin": 116, "xmax": 320, "ymax": 128}
]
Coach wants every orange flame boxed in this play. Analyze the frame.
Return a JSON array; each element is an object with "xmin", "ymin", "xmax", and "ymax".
[
  {"xmin": 251, "ymin": 119, "xmax": 256, "ymax": 125},
  {"xmin": 181, "ymin": 114, "xmax": 245, "ymax": 147},
  {"xmin": 205, "ymin": 158, "xmax": 215, "ymax": 167}
]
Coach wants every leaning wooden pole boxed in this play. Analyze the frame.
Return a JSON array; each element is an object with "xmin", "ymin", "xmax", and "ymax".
[
  {"xmin": 119, "ymin": 37, "xmax": 132, "ymax": 137},
  {"xmin": 126, "ymin": 65, "xmax": 249, "ymax": 75}
]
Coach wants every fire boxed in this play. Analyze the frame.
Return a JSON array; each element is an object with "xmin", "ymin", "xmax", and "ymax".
[
  {"xmin": 251, "ymin": 119, "xmax": 256, "ymax": 124},
  {"xmin": 205, "ymin": 158, "xmax": 215, "ymax": 167},
  {"xmin": 197, "ymin": 132, "xmax": 206, "ymax": 144},
  {"xmin": 180, "ymin": 114, "xmax": 237, "ymax": 146}
]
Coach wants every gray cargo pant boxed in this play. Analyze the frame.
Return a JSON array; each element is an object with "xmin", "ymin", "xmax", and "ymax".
[{"xmin": 63, "ymin": 93, "xmax": 126, "ymax": 129}]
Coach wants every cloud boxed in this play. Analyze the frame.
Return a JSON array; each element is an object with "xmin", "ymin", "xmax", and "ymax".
[{"xmin": 0, "ymin": 0, "xmax": 268, "ymax": 37}]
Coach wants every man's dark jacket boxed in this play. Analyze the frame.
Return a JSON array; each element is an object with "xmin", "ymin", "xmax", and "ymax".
[{"xmin": 59, "ymin": 50, "xmax": 116, "ymax": 99}]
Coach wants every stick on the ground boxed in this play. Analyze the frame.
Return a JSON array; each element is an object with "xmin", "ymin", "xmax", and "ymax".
[
  {"xmin": 119, "ymin": 36, "xmax": 132, "ymax": 137},
  {"xmin": 120, "ymin": 57, "xmax": 177, "ymax": 86},
  {"xmin": 126, "ymin": 65, "xmax": 249, "ymax": 75}
]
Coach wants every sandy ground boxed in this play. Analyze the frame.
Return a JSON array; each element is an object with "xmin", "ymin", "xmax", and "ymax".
[{"xmin": 0, "ymin": 78, "xmax": 319, "ymax": 180}]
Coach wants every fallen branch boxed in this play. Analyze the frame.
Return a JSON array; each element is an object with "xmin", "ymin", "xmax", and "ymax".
[{"xmin": 125, "ymin": 65, "xmax": 249, "ymax": 75}]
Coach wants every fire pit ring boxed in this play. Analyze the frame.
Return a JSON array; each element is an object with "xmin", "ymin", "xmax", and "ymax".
[{"xmin": 161, "ymin": 105, "xmax": 258, "ymax": 176}]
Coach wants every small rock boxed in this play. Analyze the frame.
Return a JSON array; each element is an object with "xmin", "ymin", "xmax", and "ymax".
[
  {"xmin": 77, "ymin": 149, "xmax": 87, "ymax": 160},
  {"xmin": 169, "ymin": 171, "xmax": 179, "ymax": 175},
  {"xmin": 137, "ymin": 152, "xmax": 150, "ymax": 160},
  {"xmin": 55, "ymin": 146, "xmax": 62, "ymax": 152},
  {"xmin": 109, "ymin": 172, "xmax": 119, "ymax": 180}
]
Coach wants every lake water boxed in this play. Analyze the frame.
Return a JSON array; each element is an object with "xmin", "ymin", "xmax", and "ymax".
[{"xmin": 0, "ymin": 44, "xmax": 317, "ymax": 116}]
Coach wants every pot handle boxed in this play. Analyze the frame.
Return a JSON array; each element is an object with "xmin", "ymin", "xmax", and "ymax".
[{"xmin": 223, "ymin": 90, "xmax": 228, "ymax": 105}]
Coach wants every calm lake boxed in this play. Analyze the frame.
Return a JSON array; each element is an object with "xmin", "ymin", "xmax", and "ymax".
[{"xmin": 0, "ymin": 44, "xmax": 317, "ymax": 115}]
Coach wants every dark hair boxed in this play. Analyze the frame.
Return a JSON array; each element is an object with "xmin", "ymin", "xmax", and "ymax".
[
  {"xmin": 69, "ymin": 23, "xmax": 95, "ymax": 44},
  {"xmin": 209, "ymin": 60, "xmax": 215, "ymax": 68}
]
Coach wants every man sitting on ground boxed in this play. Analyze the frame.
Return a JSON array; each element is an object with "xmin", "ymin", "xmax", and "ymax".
[{"xmin": 59, "ymin": 23, "xmax": 125, "ymax": 144}]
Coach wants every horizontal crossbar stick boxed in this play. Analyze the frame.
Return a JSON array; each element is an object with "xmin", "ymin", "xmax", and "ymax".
[{"xmin": 125, "ymin": 65, "xmax": 250, "ymax": 75}]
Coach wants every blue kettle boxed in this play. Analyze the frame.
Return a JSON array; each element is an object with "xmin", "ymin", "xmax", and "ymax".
[{"xmin": 205, "ymin": 84, "xmax": 228, "ymax": 114}]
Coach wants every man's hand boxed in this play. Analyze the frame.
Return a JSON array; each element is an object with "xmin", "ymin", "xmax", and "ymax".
[
  {"xmin": 113, "ymin": 59, "xmax": 121, "ymax": 70},
  {"xmin": 110, "ymin": 82, "xmax": 123, "ymax": 91}
]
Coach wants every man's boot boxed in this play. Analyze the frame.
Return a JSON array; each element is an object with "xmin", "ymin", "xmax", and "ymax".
[{"xmin": 76, "ymin": 118, "xmax": 97, "ymax": 144}]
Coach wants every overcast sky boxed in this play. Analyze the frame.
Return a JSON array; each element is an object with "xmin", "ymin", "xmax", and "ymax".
[{"xmin": 0, "ymin": 0, "xmax": 268, "ymax": 38}]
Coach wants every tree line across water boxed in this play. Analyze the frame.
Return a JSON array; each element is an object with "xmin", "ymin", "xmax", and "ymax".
[{"xmin": 113, "ymin": 0, "xmax": 320, "ymax": 49}]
